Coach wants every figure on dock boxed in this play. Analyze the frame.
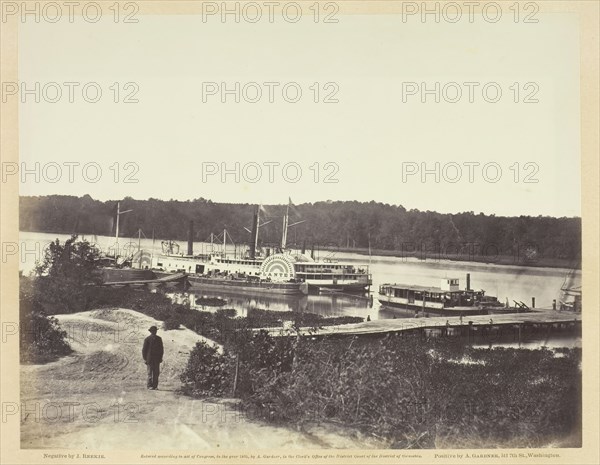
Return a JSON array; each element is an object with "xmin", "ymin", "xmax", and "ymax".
[{"xmin": 142, "ymin": 325, "xmax": 164, "ymax": 390}]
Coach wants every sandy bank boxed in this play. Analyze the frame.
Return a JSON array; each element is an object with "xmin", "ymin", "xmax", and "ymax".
[{"xmin": 20, "ymin": 308, "xmax": 382, "ymax": 450}]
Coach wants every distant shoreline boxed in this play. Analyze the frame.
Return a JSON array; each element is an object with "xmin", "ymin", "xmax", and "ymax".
[
  {"xmin": 316, "ymin": 245, "xmax": 580, "ymax": 270},
  {"xmin": 19, "ymin": 196, "xmax": 582, "ymax": 273},
  {"xmin": 20, "ymin": 229, "xmax": 580, "ymax": 271}
]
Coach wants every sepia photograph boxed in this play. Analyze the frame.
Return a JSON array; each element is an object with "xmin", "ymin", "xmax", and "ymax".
[{"xmin": 1, "ymin": 1, "xmax": 598, "ymax": 464}]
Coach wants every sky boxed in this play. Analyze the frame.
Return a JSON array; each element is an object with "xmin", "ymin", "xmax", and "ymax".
[{"xmin": 17, "ymin": 10, "xmax": 581, "ymax": 217}]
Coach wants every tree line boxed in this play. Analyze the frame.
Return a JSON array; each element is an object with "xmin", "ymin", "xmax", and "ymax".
[{"xmin": 19, "ymin": 195, "xmax": 581, "ymax": 263}]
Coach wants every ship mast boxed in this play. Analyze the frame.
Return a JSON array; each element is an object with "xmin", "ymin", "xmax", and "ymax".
[
  {"xmin": 138, "ymin": 228, "xmax": 142, "ymax": 268},
  {"xmin": 280, "ymin": 198, "xmax": 305, "ymax": 252},
  {"xmin": 114, "ymin": 201, "xmax": 132, "ymax": 258},
  {"xmin": 281, "ymin": 202, "xmax": 289, "ymax": 249},
  {"xmin": 249, "ymin": 205, "xmax": 259, "ymax": 259}
]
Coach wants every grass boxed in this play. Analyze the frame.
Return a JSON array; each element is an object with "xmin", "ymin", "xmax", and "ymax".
[{"xmin": 180, "ymin": 328, "xmax": 582, "ymax": 449}]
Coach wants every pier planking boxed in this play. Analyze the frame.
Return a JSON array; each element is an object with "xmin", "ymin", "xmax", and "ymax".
[{"xmin": 261, "ymin": 310, "xmax": 581, "ymax": 338}]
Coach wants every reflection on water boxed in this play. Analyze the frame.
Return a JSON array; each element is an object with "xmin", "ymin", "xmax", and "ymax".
[
  {"xmin": 169, "ymin": 289, "xmax": 373, "ymax": 319},
  {"xmin": 471, "ymin": 335, "xmax": 581, "ymax": 350},
  {"xmin": 421, "ymin": 326, "xmax": 581, "ymax": 350},
  {"xmin": 168, "ymin": 290, "xmax": 581, "ymax": 349}
]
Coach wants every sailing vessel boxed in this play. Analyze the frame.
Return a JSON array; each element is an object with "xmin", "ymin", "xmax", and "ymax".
[
  {"xmin": 98, "ymin": 202, "xmax": 156, "ymax": 283},
  {"xmin": 558, "ymin": 266, "xmax": 582, "ymax": 312}
]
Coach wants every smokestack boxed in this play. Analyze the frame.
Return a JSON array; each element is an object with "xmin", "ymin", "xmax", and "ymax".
[
  {"xmin": 466, "ymin": 273, "xmax": 471, "ymax": 291},
  {"xmin": 187, "ymin": 220, "xmax": 194, "ymax": 256},
  {"xmin": 311, "ymin": 243, "xmax": 315, "ymax": 260},
  {"xmin": 301, "ymin": 240, "xmax": 306, "ymax": 255},
  {"xmin": 249, "ymin": 207, "xmax": 258, "ymax": 259}
]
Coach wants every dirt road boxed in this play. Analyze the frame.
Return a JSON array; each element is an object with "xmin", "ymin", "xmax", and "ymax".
[{"xmin": 20, "ymin": 308, "xmax": 381, "ymax": 449}]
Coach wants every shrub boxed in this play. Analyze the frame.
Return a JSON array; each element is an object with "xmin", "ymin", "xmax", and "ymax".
[
  {"xmin": 162, "ymin": 317, "xmax": 181, "ymax": 330},
  {"xmin": 231, "ymin": 334, "xmax": 581, "ymax": 449},
  {"xmin": 32, "ymin": 235, "xmax": 102, "ymax": 313},
  {"xmin": 19, "ymin": 294, "xmax": 72, "ymax": 364},
  {"xmin": 180, "ymin": 341, "xmax": 234, "ymax": 397},
  {"xmin": 216, "ymin": 308, "xmax": 237, "ymax": 318}
]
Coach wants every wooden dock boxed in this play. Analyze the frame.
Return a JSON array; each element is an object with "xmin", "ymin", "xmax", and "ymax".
[
  {"xmin": 101, "ymin": 272, "xmax": 188, "ymax": 287},
  {"xmin": 261, "ymin": 310, "xmax": 581, "ymax": 338}
]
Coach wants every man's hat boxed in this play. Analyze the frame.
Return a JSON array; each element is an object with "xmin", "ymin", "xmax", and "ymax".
[{"xmin": 148, "ymin": 325, "xmax": 158, "ymax": 332}]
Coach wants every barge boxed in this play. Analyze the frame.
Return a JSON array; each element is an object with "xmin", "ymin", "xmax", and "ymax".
[
  {"xmin": 153, "ymin": 269, "xmax": 309, "ymax": 296},
  {"xmin": 187, "ymin": 275, "xmax": 308, "ymax": 296}
]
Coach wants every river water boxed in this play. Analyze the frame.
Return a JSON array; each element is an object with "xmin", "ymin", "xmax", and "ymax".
[{"xmin": 18, "ymin": 231, "xmax": 580, "ymax": 326}]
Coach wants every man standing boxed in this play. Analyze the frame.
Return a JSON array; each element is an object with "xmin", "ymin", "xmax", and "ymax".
[{"xmin": 142, "ymin": 325, "xmax": 164, "ymax": 390}]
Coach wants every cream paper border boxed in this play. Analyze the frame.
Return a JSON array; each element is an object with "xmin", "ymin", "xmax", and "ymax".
[{"xmin": 1, "ymin": 1, "xmax": 598, "ymax": 464}]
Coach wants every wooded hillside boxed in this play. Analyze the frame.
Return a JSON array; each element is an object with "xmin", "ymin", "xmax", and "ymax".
[{"xmin": 19, "ymin": 195, "xmax": 581, "ymax": 263}]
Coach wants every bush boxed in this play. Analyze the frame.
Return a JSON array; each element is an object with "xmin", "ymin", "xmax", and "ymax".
[
  {"xmin": 180, "ymin": 342, "xmax": 234, "ymax": 397},
  {"xmin": 19, "ymin": 294, "xmax": 72, "ymax": 364},
  {"xmin": 216, "ymin": 308, "xmax": 237, "ymax": 318},
  {"xmin": 32, "ymin": 235, "xmax": 102, "ymax": 314},
  {"xmin": 162, "ymin": 317, "xmax": 181, "ymax": 330},
  {"xmin": 229, "ymin": 334, "xmax": 581, "ymax": 449}
]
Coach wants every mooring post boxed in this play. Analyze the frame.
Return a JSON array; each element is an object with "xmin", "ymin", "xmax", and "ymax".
[{"xmin": 232, "ymin": 354, "xmax": 240, "ymax": 397}]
